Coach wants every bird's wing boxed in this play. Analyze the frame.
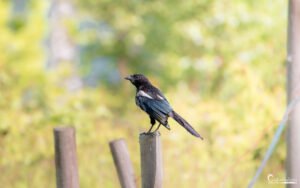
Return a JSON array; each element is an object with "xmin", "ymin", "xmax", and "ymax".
[
  {"xmin": 136, "ymin": 91, "xmax": 172, "ymax": 124},
  {"xmin": 138, "ymin": 86, "xmax": 168, "ymax": 101}
]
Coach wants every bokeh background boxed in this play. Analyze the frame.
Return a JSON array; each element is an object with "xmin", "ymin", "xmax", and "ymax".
[{"xmin": 0, "ymin": 0, "xmax": 287, "ymax": 187}]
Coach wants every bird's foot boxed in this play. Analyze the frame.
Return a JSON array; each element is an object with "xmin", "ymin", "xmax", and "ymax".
[{"xmin": 141, "ymin": 131, "xmax": 160, "ymax": 136}]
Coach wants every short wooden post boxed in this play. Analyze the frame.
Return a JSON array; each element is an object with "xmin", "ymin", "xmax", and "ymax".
[
  {"xmin": 139, "ymin": 132, "xmax": 163, "ymax": 188},
  {"xmin": 109, "ymin": 139, "xmax": 137, "ymax": 188},
  {"xmin": 54, "ymin": 127, "xmax": 79, "ymax": 188}
]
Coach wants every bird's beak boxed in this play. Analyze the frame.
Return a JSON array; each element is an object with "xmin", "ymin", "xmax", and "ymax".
[{"xmin": 124, "ymin": 75, "xmax": 132, "ymax": 81}]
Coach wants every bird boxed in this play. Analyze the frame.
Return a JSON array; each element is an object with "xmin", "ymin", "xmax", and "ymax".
[{"xmin": 125, "ymin": 74, "xmax": 203, "ymax": 139}]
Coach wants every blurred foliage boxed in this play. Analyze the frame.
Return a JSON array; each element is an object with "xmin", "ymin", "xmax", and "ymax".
[{"xmin": 0, "ymin": 0, "xmax": 287, "ymax": 187}]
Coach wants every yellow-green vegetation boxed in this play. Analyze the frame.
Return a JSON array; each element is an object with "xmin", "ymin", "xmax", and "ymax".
[{"xmin": 0, "ymin": 0, "xmax": 286, "ymax": 187}]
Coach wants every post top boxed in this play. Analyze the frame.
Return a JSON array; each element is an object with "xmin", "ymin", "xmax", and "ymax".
[
  {"xmin": 139, "ymin": 131, "xmax": 161, "ymax": 138},
  {"xmin": 53, "ymin": 126, "xmax": 75, "ymax": 132},
  {"xmin": 109, "ymin": 138, "xmax": 126, "ymax": 145}
]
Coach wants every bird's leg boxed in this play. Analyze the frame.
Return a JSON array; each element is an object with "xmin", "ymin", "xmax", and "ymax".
[
  {"xmin": 154, "ymin": 123, "xmax": 161, "ymax": 132},
  {"xmin": 147, "ymin": 117, "xmax": 156, "ymax": 133},
  {"xmin": 147, "ymin": 125, "xmax": 154, "ymax": 133}
]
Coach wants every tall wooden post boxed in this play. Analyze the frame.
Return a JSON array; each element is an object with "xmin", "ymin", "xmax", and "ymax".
[
  {"xmin": 54, "ymin": 127, "xmax": 80, "ymax": 188},
  {"xmin": 139, "ymin": 132, "xmax": 163, "ymax": 188},
  {"xmin": 287, "ymin": 0, "xmax": 300, "ymax": 187},
  {"xmin": 109, "ymin": 139, "xmax": 137, "ymax": 188}
]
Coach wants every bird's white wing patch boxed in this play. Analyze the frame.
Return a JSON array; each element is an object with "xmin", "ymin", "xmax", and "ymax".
[
  {"xmin": 137, "ymin": 90, "xmax": 153, "ymax": 99},
  {"xmin": 157, "ymin": 94, "xmax": 164, "ymax": 100}
]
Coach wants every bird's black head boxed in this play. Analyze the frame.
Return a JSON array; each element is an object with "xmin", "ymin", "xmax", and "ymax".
[{"xmin": 124, "ymin": 74, "xmax": 150, "ymax": 88}]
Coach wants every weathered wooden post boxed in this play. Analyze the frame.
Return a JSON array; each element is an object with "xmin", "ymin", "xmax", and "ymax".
[
  {"xmin": 139, "ymin": 132, "xmax": 163, "ymax": 188},
  {"xmin": 287, "ymin": 0, "xmax": 300, "ymax": 187},
  {"xmin": 109, "ymin": 139, "xmax": 137, "ymax": 188},
  {"xmin": 54, "ymin": 127, "xmax": 80, "ymax": 188}
]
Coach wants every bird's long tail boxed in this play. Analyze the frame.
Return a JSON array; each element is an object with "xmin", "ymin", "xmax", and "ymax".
[{"xmin": 170, "ymin": 110, "xmax": 203, "ymax": 139}]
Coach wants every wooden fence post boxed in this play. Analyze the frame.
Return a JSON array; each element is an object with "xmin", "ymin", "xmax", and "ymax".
[
  {"xmin": 139, "ymin": 132, "xmax": 163, "ymax": 188},
  {"xmin": 287, "ymin": 0, "xmax": 300, "ymax": 187},
  {"xmin": 54, "ymin": 127, "xmax": 80, "ymax": 188},
  {"xmin": 109, "ymin": 139, "xmax": 137, "ymax": 188}
]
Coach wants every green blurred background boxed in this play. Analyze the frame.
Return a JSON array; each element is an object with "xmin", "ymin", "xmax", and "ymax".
[{"xmin": 0, "ymin": 0, "xmax": 287, "ymax": 187}]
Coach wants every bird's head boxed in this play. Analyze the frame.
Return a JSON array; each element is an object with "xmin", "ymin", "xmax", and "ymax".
[{"xmin": 124, "ymin": 74, "xmax": 150, "ymax": 88}]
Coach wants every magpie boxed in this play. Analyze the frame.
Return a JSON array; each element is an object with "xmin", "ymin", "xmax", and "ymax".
[{"xmin": 125, "ymin": 74, "xmax": 203, "ymax": 139}]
